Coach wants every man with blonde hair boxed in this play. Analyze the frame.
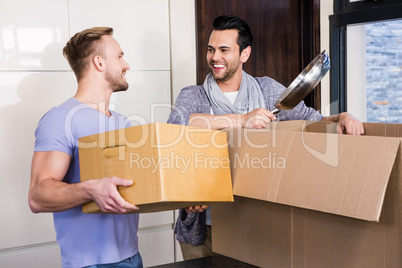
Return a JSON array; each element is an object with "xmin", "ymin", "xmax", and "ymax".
[{"xmin": 29, "ymin": 27, "xmax": 142, "ymax": 268}]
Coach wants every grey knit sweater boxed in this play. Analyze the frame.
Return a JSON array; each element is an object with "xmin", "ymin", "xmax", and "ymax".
[{"xmin": 167, "ymin": 76, "xmax": 323, "ymax": 246}]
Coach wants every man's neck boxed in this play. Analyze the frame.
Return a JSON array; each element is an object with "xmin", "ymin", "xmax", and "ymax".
[
  {"xmin": 74, "ymin": 79, "xmax": 113, "ymax": 116},
  {"xmin": 217, "ymin": 70, "xmax": 243, "ymax": 92}
]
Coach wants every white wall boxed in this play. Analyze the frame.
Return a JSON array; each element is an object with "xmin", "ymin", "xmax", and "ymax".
[
  {"xmin": 346, "ymin": 24, "xmax": 367, "ymax": 121},
  {"xmin": 0, "ymin": 0, "xmax": 196, "ymax": 267}
]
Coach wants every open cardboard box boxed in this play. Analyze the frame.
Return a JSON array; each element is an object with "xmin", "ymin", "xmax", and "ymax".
[
  {"xmin": 212, "ymin": 120, "xmax": 402, "ymax": 267},
  {"xmin": 78, "ymin": 123, "xmax": 233, "ymax": 214}
]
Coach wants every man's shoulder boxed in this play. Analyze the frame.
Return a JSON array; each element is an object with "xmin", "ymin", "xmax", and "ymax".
[
  {"xmin": 181, "ymin": 84, "xmax": 205, "ymax": 92},
  {"xmin": 255, "ymin": 76, "xmax": 280, "ymax": 86},
  {"xmin": 254, "ymin": 76, "xmax": 286, "ymax": 93},
  {"xmin": 39, "ymin": 98, "xmax": 75, "ymax": 122},
  {"xmin": 177, "ymin": 84, "xmax": 207, "ymax": 99}
]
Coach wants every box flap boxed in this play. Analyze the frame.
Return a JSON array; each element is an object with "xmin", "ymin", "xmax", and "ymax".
[{"xmin": 226, "ymin": 126, "xmax": 400, "ymax": 221}]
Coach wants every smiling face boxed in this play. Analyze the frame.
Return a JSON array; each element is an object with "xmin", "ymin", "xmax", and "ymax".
[
  {"xmin": 207, "ymin": 29, "xmax": 249, "ymax": 84},
  {"xmin": 101, "ymin": 35, "xmax": 130, "ymax": 92}
]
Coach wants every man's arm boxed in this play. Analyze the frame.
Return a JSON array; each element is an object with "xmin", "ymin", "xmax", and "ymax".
[
  {"xmin": 189, "ymin": 108, "xmax": 277, "ymax": 130},
  {"xmin": 321, "ymin": 112, "xmax": 364, "ymax": 135},
  {"xmin": 28, "ymin": 151, "xmax": 139, "ymax": 214}
]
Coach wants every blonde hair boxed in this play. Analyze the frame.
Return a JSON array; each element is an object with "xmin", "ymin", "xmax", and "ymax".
[{"xmin": 63, "ymin": 27, "xmax": 113, "ymax": 81}]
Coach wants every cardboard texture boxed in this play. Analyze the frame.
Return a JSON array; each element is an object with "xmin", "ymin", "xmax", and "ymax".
[
  {"xmin": 79, "ymin": 123, "xmax": 233, "ymax": 214},
  {"xmin": 213, "ymin": 120, "xmax": 402, "ymax": 267}
]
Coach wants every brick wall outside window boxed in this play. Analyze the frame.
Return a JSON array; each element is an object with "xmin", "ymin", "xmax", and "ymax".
[{"xmin": 366, "ymin": 20, "xmax": 402, "ymax": 123}]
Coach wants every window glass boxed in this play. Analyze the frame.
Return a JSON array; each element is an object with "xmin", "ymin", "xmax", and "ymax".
[{"xmin": 347, "ymin": 19, "xmax": 402, "ymax": 123}]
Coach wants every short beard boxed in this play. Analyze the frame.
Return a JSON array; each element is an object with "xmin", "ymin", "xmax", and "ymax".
[
  {"xmin": 111, "ymin": 81, "xmax": 128, "ymax": 92},
  {"xmin": 106, "ymin": 71, "xmax": 128, "ymax": 92},
  {"xmin": 212, "ymin": 68, "xmax": 236, "ymax": 83},
  {"xmin": 209, "ymin": 61, "xmax": 237, "ymax": 83}
]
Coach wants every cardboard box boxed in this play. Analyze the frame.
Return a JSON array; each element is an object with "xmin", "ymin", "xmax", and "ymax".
[
  {"xmin": 78, "ymin": 123, "xmax": 233, "ymax": 213},
  {"xmin": 212, "ymin": 120, "xmax": 402, "ymax": 267}
]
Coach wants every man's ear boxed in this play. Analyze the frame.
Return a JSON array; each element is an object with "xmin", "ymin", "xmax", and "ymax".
[
  {"xmin": 93, "ymin": 56, "xmax": 105, "ymax": 72},
  {"xmin": 240, "ymin": 46, "xmax": 251, "ymax": 63}
]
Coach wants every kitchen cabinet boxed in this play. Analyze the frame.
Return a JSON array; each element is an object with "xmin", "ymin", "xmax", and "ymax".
[
  {"xmin": 0, "ymin": 0, "xmax": 70, "ymax": 71},
  {"xmin": 69, "ymin": 0, "xmax": 170, "ymax": 72}
]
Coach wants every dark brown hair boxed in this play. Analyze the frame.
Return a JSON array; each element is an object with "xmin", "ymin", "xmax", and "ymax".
[
  {"xmin": 213, "ymin": 15, "xmax": 253, "ymax": 54},
  {"xmin": 63, "ymin": 27, "xmax": 113, "ymax": 81}
]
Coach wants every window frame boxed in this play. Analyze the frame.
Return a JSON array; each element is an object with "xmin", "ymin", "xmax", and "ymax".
[{"xmin": 329, "ymin": 0, "xmax": 402, "ymax": 114}]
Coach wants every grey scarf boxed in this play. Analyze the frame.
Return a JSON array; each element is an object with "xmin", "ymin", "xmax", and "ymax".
[{"xmin": 203, "ymin": 71, "xmax": 267, "ymax": 115}]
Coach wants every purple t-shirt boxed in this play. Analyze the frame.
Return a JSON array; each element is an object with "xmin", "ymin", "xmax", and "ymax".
[{"xmin": 34, "ymin": 97, "xmax": 139, "ymax": 268}]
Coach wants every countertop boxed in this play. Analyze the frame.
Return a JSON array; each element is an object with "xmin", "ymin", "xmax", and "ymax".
[{"xmin": 149, "ymin": 254, "xmax": 258, "ymax": 268}]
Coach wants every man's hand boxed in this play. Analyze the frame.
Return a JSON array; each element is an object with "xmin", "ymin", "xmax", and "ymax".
[
  {"xmin": 336, "ymin": 112, "xmax": 364, "ymax": 135},
  {"xmin": 241, "ymin": 108, "xmax": 277, "ymax": 129},
  {"xmin": 88, "ymin": 176, "xmax": 139, "ymax": 214},
  {"xmin": 322, "ymin": 112, "xmax": 364, "ymax": 135},
  {"xmin": 185, "ymin": 205, "xmax": 209, "ymax": 213}
]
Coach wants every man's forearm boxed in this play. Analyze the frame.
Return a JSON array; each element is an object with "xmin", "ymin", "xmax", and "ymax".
[{"xmin": 29, "ymin": 178, "xmax": 93, "ymax": 213}]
